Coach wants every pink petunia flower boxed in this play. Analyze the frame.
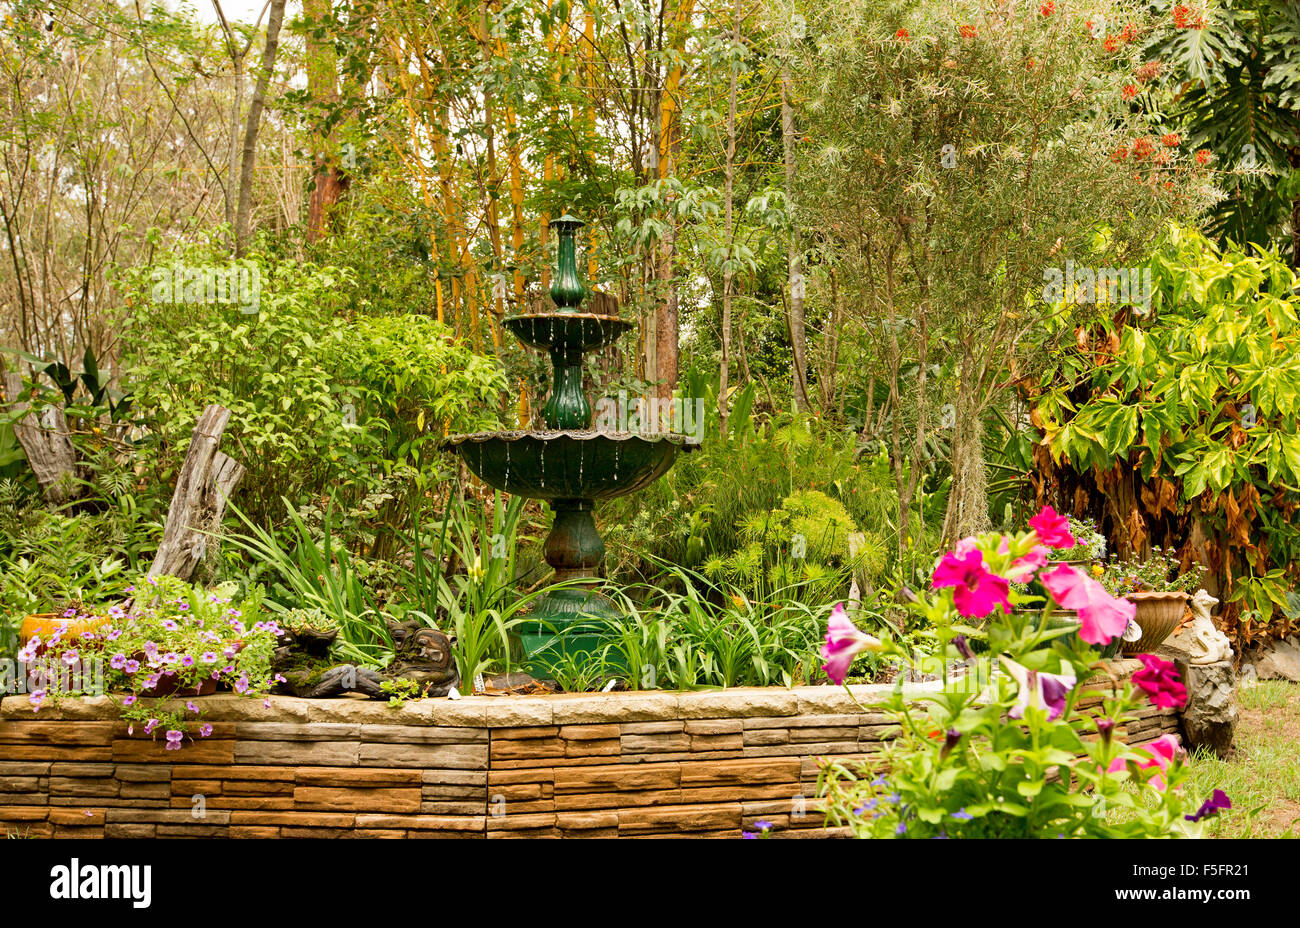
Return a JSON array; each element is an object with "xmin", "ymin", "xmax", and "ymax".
[
  {"xmin": 1002, "ymin": 540, "xmax": 1050, "ymax": 582},
  {"xmin": 1039, "ymin": 564, "xmax": 1134, "ymax": 645},
  {"xmin": 1132, "ymin": 654, "xmax": 1188, "ymax": 709},
  {"xmin": 199, "ymin": 724, "xmax": 213, "ymax": 738},
  {"xmin": 1136, "ymin": 734, "xmax": 1182, "ymax": 791},
  {"xmin": 820, "ymin": 603, "xmax": 885, "ymax": 685},
  {"xmin": 1028, "ymin": 506, "xmax": 1076, "ymax": 549},
  {"xmin": 165, "ymin": 730, "xmax": 184, "ymax": 751},
  {"xmin": 932, "ymin": 548, "xmax": 1011, "ymax": 617}
]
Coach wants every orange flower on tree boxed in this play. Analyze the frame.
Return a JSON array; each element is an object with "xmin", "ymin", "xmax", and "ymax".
[
  {"xmin": 1122, "ymin": 83, "xmax": 1140, "ymax": 100},
  {"xmin": 1195, "ymin": 149, "xmax": 1212, "ymax": 165},
  {"xmin": 1173, "ymin": 4, "xmax": 1205, "ymax": 29},
  {"xmin": 1161, "ymin": 133, "xmax": 1181, "ymax": 147},
  {"xmin": 959, "ymin": 24, "xmax": 977, "ymax": 38},
  {"xmin": 1039, "ymin": 1, "xmax": 1055, "ymax": 15},
  {"xmin": 896, "ymin": 27, "xmax": 910, "ymax": 41}
]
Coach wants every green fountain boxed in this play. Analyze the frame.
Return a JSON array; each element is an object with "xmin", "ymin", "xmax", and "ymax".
[{"xmin": 442, "ymin": 215, "xmax": 700, "ymax": 676}]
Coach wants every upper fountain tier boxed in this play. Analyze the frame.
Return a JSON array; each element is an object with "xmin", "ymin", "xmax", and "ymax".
[
  {"xmin": 501, "ymin": 214, "xmax": 633, "ymax": 383},
  {"xmin": 442, "ymin": 213, "xmax": 698, "ymax": 499}
]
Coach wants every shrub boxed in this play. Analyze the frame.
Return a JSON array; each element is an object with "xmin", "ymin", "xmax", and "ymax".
[{"xmin": 1033, "ymin": 225, "xmax": 1300, "ymax": 644}]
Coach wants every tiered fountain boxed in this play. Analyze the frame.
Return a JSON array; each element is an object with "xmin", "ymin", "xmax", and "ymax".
[{"xmin": 442, "ymin": 215, "xmax": 700, "ymax": 674}]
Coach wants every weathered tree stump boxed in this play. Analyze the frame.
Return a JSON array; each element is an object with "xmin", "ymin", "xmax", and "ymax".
[
  {"xmin": 148, "ymin": 404, "xmax": 245, "ymax": 581},
  {"xmin": 0, "ymin": 371, "xmax": 80, "ymax": 504}
]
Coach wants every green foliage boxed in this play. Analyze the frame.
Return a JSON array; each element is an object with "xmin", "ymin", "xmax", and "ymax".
[
  {"xmin": 0, "ymin": 478, "xmax": 157, "ymax": 655},
  {"xmin": 121, "ymin": 253, "xmax": 362, "ymax": 524},
  {"xmin": 224, "ymin": 500, "xmax": 388, "ymax": 664},
  {"xmin": 120, "ymin": 249, "xmax": 508, "ymax": 527},
  {"xmin": 1144, "ymin": 0, "xmax": 1300, "ymax": 256},
  {"xmin": 1035, "ymin": 225, "xmax": 1300, "ymax": 639},
  {"xmin": 341, "ymin": 313, "xmax": 509, "ymax": 463}
]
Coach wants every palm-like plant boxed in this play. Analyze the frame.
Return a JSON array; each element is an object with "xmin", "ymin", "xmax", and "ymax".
[{"xmin": 1144, "ymin": 0, "xmax": 1300, "ymax": 261}]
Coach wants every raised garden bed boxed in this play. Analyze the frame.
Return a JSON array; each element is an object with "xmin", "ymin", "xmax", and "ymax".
[{"xmin": 0, "ymin": 659, "xmax": 1180, "ymax": 839}]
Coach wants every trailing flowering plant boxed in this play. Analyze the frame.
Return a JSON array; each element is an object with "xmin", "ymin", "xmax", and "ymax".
[
  {"xmin": 17, "ymin": 575, "xmax": 282, "ymax": 750},
  {"xmin": 817, "ymin": 506, "xmax": 1230, "ymax": 838},
  {"xmin": 1098, "ymin": 547, "xmax": 1203, "ymax": 597}
]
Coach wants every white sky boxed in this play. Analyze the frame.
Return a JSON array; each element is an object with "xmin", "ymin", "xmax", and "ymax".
[{"xmin": 179, "ymin": 0, "xmax": 301, "ymax": 25}]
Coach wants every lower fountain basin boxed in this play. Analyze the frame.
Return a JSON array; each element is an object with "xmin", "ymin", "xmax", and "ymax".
[{"xmin": 441, "ymin": 430, "xmax": 700, "ymax": 500}]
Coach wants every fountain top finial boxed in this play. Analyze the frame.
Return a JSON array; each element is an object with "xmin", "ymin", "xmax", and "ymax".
[{"xmin": 550, "ymin": 212, "xmax": 586, "ymax": 310}]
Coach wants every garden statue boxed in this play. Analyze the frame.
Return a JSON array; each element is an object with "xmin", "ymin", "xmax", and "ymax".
[
  {"xmin": 1184, "ymin": 589, "xmax": 1232, "ymax": 665},
  {"xmin": 273, "ymin": 617, "xmax": 460, "ymax": 699}
]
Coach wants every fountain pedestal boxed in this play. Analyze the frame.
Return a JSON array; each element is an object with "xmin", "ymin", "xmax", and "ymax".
[{"xmin": 442, "ymin": 215, "xmax": 699, "ymax": 678}]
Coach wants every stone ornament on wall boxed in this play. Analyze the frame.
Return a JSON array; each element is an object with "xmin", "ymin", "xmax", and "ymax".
[{"xmin": 1183, "ymin": 589, "xmax": 1232, "ymax": 665}]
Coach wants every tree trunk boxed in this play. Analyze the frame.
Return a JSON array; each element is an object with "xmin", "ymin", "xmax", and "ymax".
[
  {"xmin": 0, "ymin": 371, "xmax": 79, "ymax": 504},
  {"xmin": 148, "ymin": 405, "xmax": 245, "ymax": 581},
  {"xmin": 781, "ymin": 67, "xmax": 811, "ymax": 412},
  {"xmin": 941, "ymin": 354, "xmax": 990, "ymax": 544},
  {"xmin": 1291, "ymin": 146, "xmax": 1300, "ymax": 269},
  {"xmin": 719, "ymin": 0, "xmax": 739, "ymax": 435},
  {"xmin": 234, "ymin": 0, "xmax": 287, "ymax": 256},
  {"xmin": 303, "ymin": 0, "xmax": 343, "ymax": 243}
]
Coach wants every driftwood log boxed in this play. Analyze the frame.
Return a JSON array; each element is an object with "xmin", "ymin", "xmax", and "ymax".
[
  {"xmin": 0, "ymin": 371, "xmax": 79, "ymax": 504},
  {"xmin": 147, "ymin": 404, "xmax": 245, "ymax": 581}
]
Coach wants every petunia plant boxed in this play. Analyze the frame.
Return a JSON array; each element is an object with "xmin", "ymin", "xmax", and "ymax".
[
  {"xmin": 817, "ymin": 506, "xmax": 1230, "ymax": 838},
  {"xmin": 17, "ymin": 575, "xmax": 282, "ymax": 750}
]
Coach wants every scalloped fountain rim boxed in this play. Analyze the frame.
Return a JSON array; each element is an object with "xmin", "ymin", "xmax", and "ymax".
[{"xmin": 442, "ymin": 429, "xmax": 702, "ymax": 447}]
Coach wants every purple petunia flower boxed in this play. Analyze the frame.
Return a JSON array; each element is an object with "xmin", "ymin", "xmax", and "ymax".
[
  {"xmin": 165, "ymin": 730, "xmax": 184, "ymax": 750},
  {"xmin": 123, "ymin": 694, "xmax": 137, "ymax": 706},
  {"xmin": 110, "ymin": 653, "xmax": 127, "ymax": 670},
  {"xmin": 199, "ymin": 724, "xmax": 213, "ymax": 738},
  {"xmin": 1185, "ymin": 789, "xmax": 1232, "ymax": 823},
  {"xmin": 124, "ymin": 659, "xmax": 140, "ymax": 673},
  {"xmin": 952, "ymin": 808, "xmax": 973, "ymax": 821}
]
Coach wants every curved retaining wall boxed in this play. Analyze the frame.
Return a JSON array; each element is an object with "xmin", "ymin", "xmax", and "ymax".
[{"xmin": 0, "ymin": 660, "xmax": 1178, "ymax": 838}]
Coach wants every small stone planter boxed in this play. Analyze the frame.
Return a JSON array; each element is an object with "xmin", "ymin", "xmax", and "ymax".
[{"xmin": 1123, "ymin": 591, "xmax": 1189, "ymax": 655}]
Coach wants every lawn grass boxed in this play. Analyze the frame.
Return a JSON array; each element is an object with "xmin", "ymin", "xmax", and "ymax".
[{"xmin": 1185, "ymin": 680, "xmax": 1300, "ymax": 838}]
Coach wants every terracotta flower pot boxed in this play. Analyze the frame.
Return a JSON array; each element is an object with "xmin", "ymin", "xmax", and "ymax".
[
  {"xmin": 1121, "ymin": 590, "xmax": 1189, "ymax": 655},
  {"xmin": 19, "ymin": 613, "xmax": 110, "ymax": 655}
]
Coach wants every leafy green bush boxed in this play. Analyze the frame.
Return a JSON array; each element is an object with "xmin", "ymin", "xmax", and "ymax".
[
  {"xmin": 121, "ymin": 249, "xmax": 508, "ymax": 528},
  {"xmin": 1034, "ymin": 225, "xmax": 1300, "ymax": 643}
]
